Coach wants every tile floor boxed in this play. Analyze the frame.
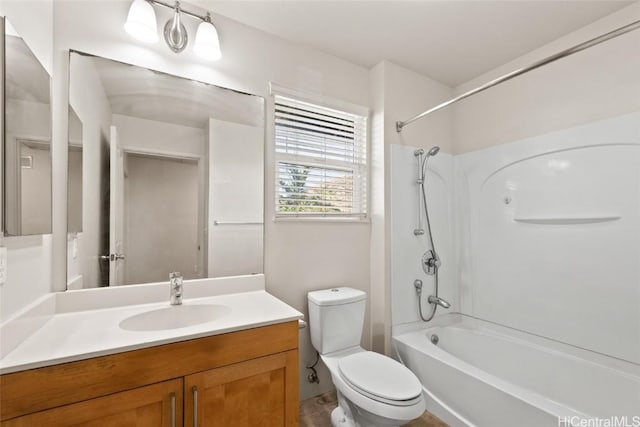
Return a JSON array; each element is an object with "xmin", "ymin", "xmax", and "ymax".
[{"xmin": 299, "ymin": 391, "xmax": 448, "ymax": 427}]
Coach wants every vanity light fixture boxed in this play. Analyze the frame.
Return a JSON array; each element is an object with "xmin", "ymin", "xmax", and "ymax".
[
  {"xmin": 124, "ymin": 0, "xmax": 222, "ymax": 60},
  {"xmin": 124, "ymin": 0, "xmax": 159, "ymax": 43},
  {"xmin": 194, "ymin": 13, "xmax": 222, "ymax": 61}
]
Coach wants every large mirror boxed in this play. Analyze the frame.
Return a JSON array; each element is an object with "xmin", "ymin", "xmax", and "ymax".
[
  {"xmin": 2, "ymin": 17, "xmax": 52, "ymax": 236},
  {"xmin": 67, "ymin": 52, "xmax": 264, "ymax": 289}
]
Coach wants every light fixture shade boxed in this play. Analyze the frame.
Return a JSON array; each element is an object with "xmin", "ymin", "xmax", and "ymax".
[
  {"xmin": 124, "ymin": 0, "xmax": 158, "ymax": 43},
  {"xmin": 194, "ymin": 20, "xmax": 221, "ymax": 61}
]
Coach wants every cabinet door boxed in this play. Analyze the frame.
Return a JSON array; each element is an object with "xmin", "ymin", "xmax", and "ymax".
[
  {"xmin": 2, "ymin": 378, "xmax": 183, "ymax": 427},
  {"xmin": 185, "ymin": 350, "xmax": 298, "ymax": 427}
]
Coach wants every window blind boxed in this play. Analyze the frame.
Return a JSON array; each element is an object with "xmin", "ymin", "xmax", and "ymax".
[{"xmin": 274, "ymin": 95, "xmax": 367, "ymax": 219}]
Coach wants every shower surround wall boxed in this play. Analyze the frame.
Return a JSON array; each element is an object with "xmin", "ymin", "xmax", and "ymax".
[
  {"xmin": 456, "ymin": 113, "xmax": 640, "ymax": 364},
  {"xmin": 391, "ymin": 113, "xmax": 640, "ymax": 365}
]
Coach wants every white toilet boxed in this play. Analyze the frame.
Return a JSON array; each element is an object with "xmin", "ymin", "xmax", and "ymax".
[{"xmin": 308, "ymin": 287, "xmax": 425, "ymax": 427}]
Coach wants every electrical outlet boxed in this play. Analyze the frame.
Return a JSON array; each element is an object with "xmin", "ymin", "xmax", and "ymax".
[{"xmin": 0, "ymin": 246, "xmax": 7, "ymax": 285}]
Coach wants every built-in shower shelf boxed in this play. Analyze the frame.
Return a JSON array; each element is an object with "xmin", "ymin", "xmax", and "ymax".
[{"xmin": 513, "ymin": 215, "xmax": 621, "ymax": 225}]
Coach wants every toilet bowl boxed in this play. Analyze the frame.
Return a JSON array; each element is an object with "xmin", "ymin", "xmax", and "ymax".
[{"xmin": 308, "ymin": 287, "xmax": 425, "ymax": 427}]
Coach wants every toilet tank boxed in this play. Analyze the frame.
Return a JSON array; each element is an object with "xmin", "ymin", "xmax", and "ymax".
[{"xmin": 307, "ymin": 287, "xmax": 366, "ymax": 354}]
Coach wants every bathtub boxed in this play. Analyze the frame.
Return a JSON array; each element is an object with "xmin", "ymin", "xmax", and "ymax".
[{"xmin": 393, "ymin": 314, "xmax": 640, "ymax": 427}]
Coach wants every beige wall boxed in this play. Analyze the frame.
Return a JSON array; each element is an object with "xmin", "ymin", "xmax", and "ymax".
[
  {"xmin": 452, "ymin": 2, "xmax": 640, "ymax": 154},
  {"xmin": 369, "ymin": 61, "xmax": 454, "ymax": 354}
]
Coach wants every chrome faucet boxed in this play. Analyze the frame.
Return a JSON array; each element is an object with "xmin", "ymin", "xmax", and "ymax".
[
  {"xmin": 427, "ymin": 295, "xmax": 451, "ymax": 309},
  {"xmin": 170, "ymin": 272, "xmax": 183, "ymax": 305}
]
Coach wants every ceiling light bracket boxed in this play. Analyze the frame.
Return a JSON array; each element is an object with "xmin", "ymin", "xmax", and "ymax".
[
  {"xmin": 164, "ymin": 1, "xmax": 188, "ymax": 53},
  {"xmin": 148, "ymin": 0, "xmax": 210, "ymax": 23}
]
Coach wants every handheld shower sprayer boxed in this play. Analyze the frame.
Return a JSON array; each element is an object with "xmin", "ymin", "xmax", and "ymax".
[
  {"xmin": 414, "ymin": 145, "xmax": 450, "ymax": 321},
  {"xmin": 427, "ymin": 146, "xmax": 440, "ymax": 157}
]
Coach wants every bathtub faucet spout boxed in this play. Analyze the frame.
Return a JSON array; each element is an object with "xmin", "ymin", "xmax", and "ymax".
[{"xmin": 428, "ymin": 295, "xmax": 451, "ymax": 309}]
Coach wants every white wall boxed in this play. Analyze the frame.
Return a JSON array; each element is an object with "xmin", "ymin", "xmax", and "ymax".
[{"xmin": 0, "ymin": 0, "xmax": 53, "ymax": 322}]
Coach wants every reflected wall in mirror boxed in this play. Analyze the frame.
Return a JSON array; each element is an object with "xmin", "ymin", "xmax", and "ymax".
[
  {"xmin": 67, "ymin": 52, "xmax": 264, "ymax": 289},
  {"xmin": 2, "ymin": 17, "xmax": 52, "ymax": 236},
  {"xmin": 68, "ymin": 106, "xmax": 83, "ymax": 233}
]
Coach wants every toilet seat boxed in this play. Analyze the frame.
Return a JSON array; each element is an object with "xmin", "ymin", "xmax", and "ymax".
[{"xmin": 338, "ymin": 351, "xmax": 423, "ymax": 407}]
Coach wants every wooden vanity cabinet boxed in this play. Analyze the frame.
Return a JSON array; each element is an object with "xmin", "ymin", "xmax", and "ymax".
[
  {"xmin": 0, "ymin": 321, "xmax": 299, "ymax": 427},
  {"xmin": 185, "ymin": 351, "xmax": 298, "ymax": 427},
  {"xmin": 1, "ymin": 379, "xmax": 184, "ymax": 427}
]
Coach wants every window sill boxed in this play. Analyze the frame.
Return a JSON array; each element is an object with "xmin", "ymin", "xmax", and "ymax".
[{"xmin": 273, "ymin": 215, "xmax": 370, "ymax": 224}]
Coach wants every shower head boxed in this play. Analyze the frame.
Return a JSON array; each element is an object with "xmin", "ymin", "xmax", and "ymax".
[{"xmin": 427, "ymin": 146, "xmax": 440, "ymax": 157}]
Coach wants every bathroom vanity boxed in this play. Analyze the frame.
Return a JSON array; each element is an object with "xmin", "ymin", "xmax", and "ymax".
[
  {"xmin": 0, "ymin": 276, "xmax": 302, "ymax": 426},
  {"xmin": 1, "ymin": 322, "xmax": 298, "ymax": 426}
]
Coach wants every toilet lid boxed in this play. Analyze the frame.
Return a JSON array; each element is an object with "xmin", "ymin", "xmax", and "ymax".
[{"xmin": 338, "ymin": 352, "xmax": 422, "ymax": 403}]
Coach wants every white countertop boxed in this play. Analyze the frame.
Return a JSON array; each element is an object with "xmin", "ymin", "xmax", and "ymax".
[{"xmin": 0, "ymin": 277, "xmax": 303, "ymax": 374}]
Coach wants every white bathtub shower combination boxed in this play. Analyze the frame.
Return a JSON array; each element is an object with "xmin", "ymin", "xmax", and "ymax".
[
  {"xmin": 390, "ymin": 113, "xmax": 640, "ymax": 426},
  {"xmin": 394, "ymin": 315, "xmax": 640, "ymax": 427}
]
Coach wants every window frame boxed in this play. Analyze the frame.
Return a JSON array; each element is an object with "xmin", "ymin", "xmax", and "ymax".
[{"xmin": 270, "ymin": 83, "xmax": 370, "ymax": 223}]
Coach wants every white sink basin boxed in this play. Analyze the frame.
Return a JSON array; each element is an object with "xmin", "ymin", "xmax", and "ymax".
[{"xmin": 119, "ymin": 304, "xmax": 231, "ymax": 331}]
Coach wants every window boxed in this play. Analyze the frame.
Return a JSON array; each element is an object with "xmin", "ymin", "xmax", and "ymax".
[{"xmin": 274, "ymin": 95, "xmax": 368, "ymax": 220}]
